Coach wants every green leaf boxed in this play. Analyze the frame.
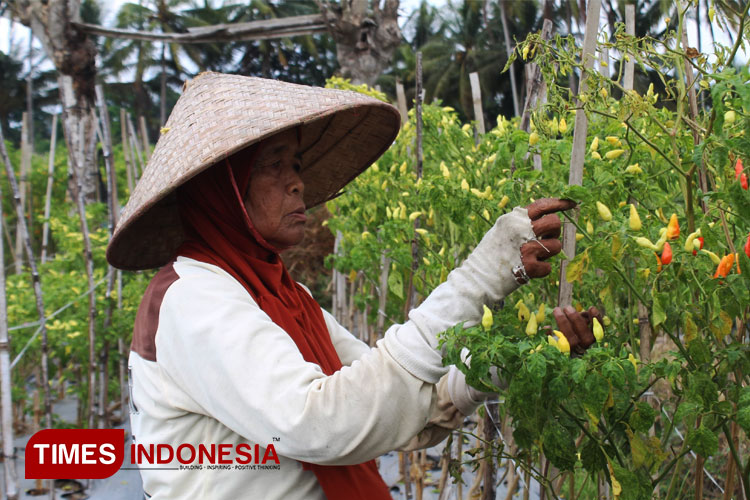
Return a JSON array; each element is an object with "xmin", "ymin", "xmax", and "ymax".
[
  {"xmin": 651, "ymin": 293, "xmax": 666, "ymax": 328},
  {"xmin": 542, "ymin": 420, "xmax": 576, "ymax": 471},
  {"xmin": 583, "ymin": 372, "xmax": 609, "ymax": 415},
  {"xmin": 566, "ymin": 249, "xmax": 589, "ymax": 283},
  {"xmin": 738, "ymin": 407, "xmax": 750, "ymax": 435},
  {"xmin": 387, "ymin": 270, "xmax": 403, "ymax": 300},
  {"xmin": 581, "ymin": 438, "xmax": 606, "ymax": 474},
  {"xmin": 570, "ymin": 358, "xmax": 587, "ymax": 384},
  {"xmin": 629, "ymin": 401, "xmax": 656, "ymax": 433},
  {"xmin": 686, "ymin": 425, "xmax": 719, "ymax": 457}
]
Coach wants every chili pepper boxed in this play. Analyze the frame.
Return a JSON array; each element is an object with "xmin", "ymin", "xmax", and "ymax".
[
  {"xmin": 590, "ymin": 137, "xmax": 600, "ymax": 152},
  {"xmin": 701, "ymin": 249, "xmax": 721, "ymax": 265},
  {"xmin": 606, "ymin": 136, "xmax": 621, "ymax": 147},
  {"xmin": 559, "ymin": 118, "xmax": 568, "ymax": 133},
  {"xmin": 605, "ymin": 149, "xmax": 625, "ymax": 160},
  {"xmin": 660, "ymin": 242, "xmax": 673, "ymax": 265},
  {"xmin": 655, "ymin": 228, "xmax": 669, "ymax": 251},
  {"xmin": 592, "ymin": 317, "xmax": 604, "ymax": 342},
  {"xmin": 725, "ymin": 110, "xmax": 736, "ymax": 124},
  {"xmin": 692, "ymin": 237, "xmax": 704, "ymax": 256},
  {"xmin": 481, "ymin": 305, "xmax": 493, "ymax": 331},
  {"xmin": 596, "ymin": 201, "xmax": 613, "ymax": 221},
  {"xmin": 655, "ymin": 253, "xmax": 663, "ymax": 273},
  {"xmin": 634, "ymin": 237, "xmax": 659, "ymax": 251},
  {"xmin": 666, "ymin": 213, "xmax": 680, "ymax": 239},
  {"xmin": 536, "ymin": 304, "xmax": 546, "ymax": 324},
  {"xmin": 629, "ymin": 204, "xmax": 642, "ymax": 231},
  {"xmin": 684, "ymin": 229, "xmax": 701, "ymax": 252},
  {"xmin": 591, "ymin": 151, "xmax": 602, "ymax": 160},
  {"xmin": 744, "ymin": 233, "xmax": 750, "ymax": 259},
  {"xmin": 529, "ymin": 131, "xmax": 540, "ymax": 146},
  {"xmin": 525, "ymin": 314, "xmax": 538, "ymax": 336},
  {"xmin": 742, "ymin": 173, "xmax": 748, "ymax": 190},
  {"xmin": 714, "ymin": 254, "xmax": 735, "ymax": 278},
  {"xmin": 517, "ymin": 302, "xmax": 531, "ymax": 322},
  {"xmin": 628, "ymin": 353, "xmax": 639, "ymax": 369},
  {"xmin": 625, "ymin": 163, "xmax": 643, "ymax": 174},
  {"xmin": 548, "ymin": 330, "xmax": 570, "ymax": 355},
  {"xmin": 736, "ymin": 158, "xmax": 744, "ymax": 179}
]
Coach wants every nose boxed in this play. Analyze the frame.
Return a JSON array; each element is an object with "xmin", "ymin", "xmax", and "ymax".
[{"xmin": 287, "ymin": 166, "xmax": 304, "ymax": 198}]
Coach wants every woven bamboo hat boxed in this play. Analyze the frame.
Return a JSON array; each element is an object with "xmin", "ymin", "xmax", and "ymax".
[{"xmin": 106, "ymin": 72, "xmax": 401, "ymax": 270}]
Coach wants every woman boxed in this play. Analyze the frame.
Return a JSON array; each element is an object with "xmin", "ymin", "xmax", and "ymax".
[{"xmin": 107, "ymin": 72, "xmax": 599, "ymax": 499}]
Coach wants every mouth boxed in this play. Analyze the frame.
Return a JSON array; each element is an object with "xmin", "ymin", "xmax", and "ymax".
[{"xmin": 287, "ymin": 206, "xmax": 307, "ymax": 222}]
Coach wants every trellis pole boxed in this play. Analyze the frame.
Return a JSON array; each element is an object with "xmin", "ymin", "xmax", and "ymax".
[
  {"xmin": 557, "ymin": 0, "xmax": 602, "ymax": 309},
  {"xmin": 0, "ymin": 154, "xmax": 20, "ymax": 500},
  {"xmin": 41, "ymin": 113, "xmax": 57, "ymax": 265},
  {"xmin": 0, "ymin": 124, "xmax": 52, "ymax": 431}
]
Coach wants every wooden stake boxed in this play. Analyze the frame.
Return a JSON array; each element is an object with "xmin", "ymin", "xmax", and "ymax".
[
  {"xmin": 469, "ymin": 72, "xmax": 485, "ymax": 135},
  {"xmin": 374, "ymin": 250, "xmax": 390, "ymax": 346},
  {"xmin": 127, "ymin": 114, "xmax": 144, "ymax": 181},
  {"xmin": 120, "ymin": 108, "xmax": 134, "ymax": 194},
  {"xmin": 0, "ymin": 124, "xmax": 52, "ymax": 431},
  {"xmin": 0, "ymin": 153, "xmax": 20, "ymax": 500},
  {"xmin": 557, "ymin": 0, "xmax": 602, "ymax": 308},
  {"xmin": 481, "ymin": 403, "xmax": 498, "ymax": 500},
  {"xmin": 600, "ymin": 47, "xmax": 610, "ymax": 78},
  {"xmin": 41, "ymin": 113, "xmax": 57, "ymax": 265},
  {"xmin": 139, "ymin": 115, "xmax": 151, "ymax": 161},
  {"xmin": 396, "ymin": 82, "xmax": 408, "ymax": 124},
  {"xmin": 623, "ymin": 5, "xmax": 635, "ymax": 90},
  {"xmin": 62, "ymin": 115, "xmax": 99, "ymax": 429},
  {"xmin": 520, "ymin": 19, "xmax": 553, "ymax": 134},
  {"xmin": 15, "ymin": 112, "xmax": 30, "ymax": 274}
]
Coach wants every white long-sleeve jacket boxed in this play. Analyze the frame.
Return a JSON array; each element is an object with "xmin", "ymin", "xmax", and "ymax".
[{"xmin": 128, "ymin": 207, "xmax": 534, "ymax": 499}]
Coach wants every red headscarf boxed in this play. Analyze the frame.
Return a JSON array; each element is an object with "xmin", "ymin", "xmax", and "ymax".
[{"xmin": 175, "ymin": 143, "xmax": 391, "ymax": 500}]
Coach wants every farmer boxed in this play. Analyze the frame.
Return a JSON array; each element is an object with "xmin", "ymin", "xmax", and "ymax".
[{"xmin": 106, "ymin": 72, "xmax": 599, "ymax": 500}]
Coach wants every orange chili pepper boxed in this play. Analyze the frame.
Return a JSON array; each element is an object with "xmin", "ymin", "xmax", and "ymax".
[
  {"xmin": 655, "ymin": 253, "xmax": 663, "ymax": 273},
  {"xmin": 666, "ymin": 213, "xmax": 680, "ymax": 239},
  {"xmin": 660, "ymin": 242, "xmax": 673, "ymax": 265},
  {"xmin": 713, "ymin": 254, "xmax": 735, "ymax": 279}
]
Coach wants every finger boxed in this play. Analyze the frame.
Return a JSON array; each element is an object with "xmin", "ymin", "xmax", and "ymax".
[
  {"xmin": 565, "ymin": 305, "xmax": 595, "ymax": 348},
  {"xmin": 531, "ymin": 214, "xmax": 563, "ymax": 239},
  {"xmin": 523, "ymin": 258, "xmax": 552, "ymax": 278},
  {"xmin": 553, "ymin": 306, "xmax": 581, "ymax": 351},
  {"xmin": 522, "ymin": 238, "xmax": 562, "ymax": 261},
  {"xmin": 526, "ymin": 198, "xmax": 577, "ymax": 220}
]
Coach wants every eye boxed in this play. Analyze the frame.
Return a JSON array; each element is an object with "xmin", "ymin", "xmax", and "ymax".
[{"xmin": 292, "ymin": 161, "xmax": 302, "ymax": 173}]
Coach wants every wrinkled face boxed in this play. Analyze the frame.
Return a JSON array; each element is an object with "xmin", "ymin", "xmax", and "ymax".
[{"xmin": 243, "ymin": 129, "xmax": 306, "ymax": 251}]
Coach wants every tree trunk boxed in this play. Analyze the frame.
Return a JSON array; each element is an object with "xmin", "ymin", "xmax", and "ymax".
[
  {"xmin": 10, "ymin": 0, "xmax": 99, "ymax": 204},
  {"xmin": 318, "ymin": 0, "xmax": 402, "ymax": 86}
]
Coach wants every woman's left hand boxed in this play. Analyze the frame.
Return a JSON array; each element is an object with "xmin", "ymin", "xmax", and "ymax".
[
  {"xmin": 516, "ymin": 198, "xmax": 576, "ymax": 283},
  {"xmin": 552, "ymin": 305, "xmax": 603, "ymax": 356}
]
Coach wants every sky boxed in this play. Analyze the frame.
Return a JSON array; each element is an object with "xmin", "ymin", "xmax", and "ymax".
[{"xmin": 0, "ymin": 1, "xmax": 744, "ymax": 83}]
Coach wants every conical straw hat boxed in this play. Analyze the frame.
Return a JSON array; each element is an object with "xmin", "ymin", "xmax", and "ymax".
[{"xmin": 107, "ymin": 72, "xmax": 401, "ymax": 270}]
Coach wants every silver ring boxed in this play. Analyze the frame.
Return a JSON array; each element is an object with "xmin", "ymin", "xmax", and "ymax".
[{"xmin": 512, "ymin": 263, "xmax": 530, "ymax": 285}]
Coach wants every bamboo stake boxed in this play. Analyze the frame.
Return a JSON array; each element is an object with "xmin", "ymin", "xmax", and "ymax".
[
  {"xmin": 15, "ymin": 113, "xmax": 30, "ymax": 274},
  {"xmin": 120, "ymin": 108, "xmax": 134, "ymax": 194},
  {"xmin": 396, "ymin": 82, "xmax": 408, "ymax": 125},
  {"xmin": 0, "ymin": 124, "xmax": 52, "ymax": 432},
  {"xmin": 118, "ymin": 271, "xmax": 128, "ymax": 422},
  {"xmin": 557, "ymin": 0, "xmax": 602, "ymax": 308},
  {"xmin": 127, "ymin": 115, "xmax": 144, "ymax": 181},
  {"xmin": 481, "ymin": 403, "xmax": 498, "ymax": 499},
  {"xmin": 0, "ymin": 160, "xmax": 20, "ymax": 500},
  {"xmin": 519, "ymin": 19, "xmax": 553, "ymax": 134},
  {"xmin": 139, "ymin": 115, "xmax": 151, "ymax": 161},
  {"xmin": 623, "ymin": 5, "xmax": 635, "ymax": 90},
  {"xmin": 469, "ymin": 72, "xmax": 485, "ymax": 135},
  {"xmin": 95, "ymin": 85, "xmax": 119, "ymax": 428},
  {"xmin": 63, "ymin": 115, "xmax": 99, "ymax": 429},
  {"xmin": 374, "ymin": 251, "xmax": 389, "ymax": 347},
  {"xmin": 41, "ymin": 113, "xmax": 57, "ymax": 265}
]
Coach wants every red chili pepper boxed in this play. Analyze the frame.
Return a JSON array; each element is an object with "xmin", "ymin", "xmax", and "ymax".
[
  {"xmin": 745, "ymin": 234, "xmax": 750, "ymax": 259},
  {"xmin": 735, "ymin": 158, "xmax": 744, "ymax": 180},
  {"xmin": 742, "ymin": 173, "xmax": 748, "ymax": 190},
  {"xmin": 692, "ymin": 236, "xmax": 704, "ymax": 256},
  {"xmin": 660, "ymin": 242, "xmax": 673, "ymax": 265}
]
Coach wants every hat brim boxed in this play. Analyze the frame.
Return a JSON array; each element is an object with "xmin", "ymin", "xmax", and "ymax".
[{"xmin": 106, "ymin": 73, "xmax": 400, "ymax": 271}]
